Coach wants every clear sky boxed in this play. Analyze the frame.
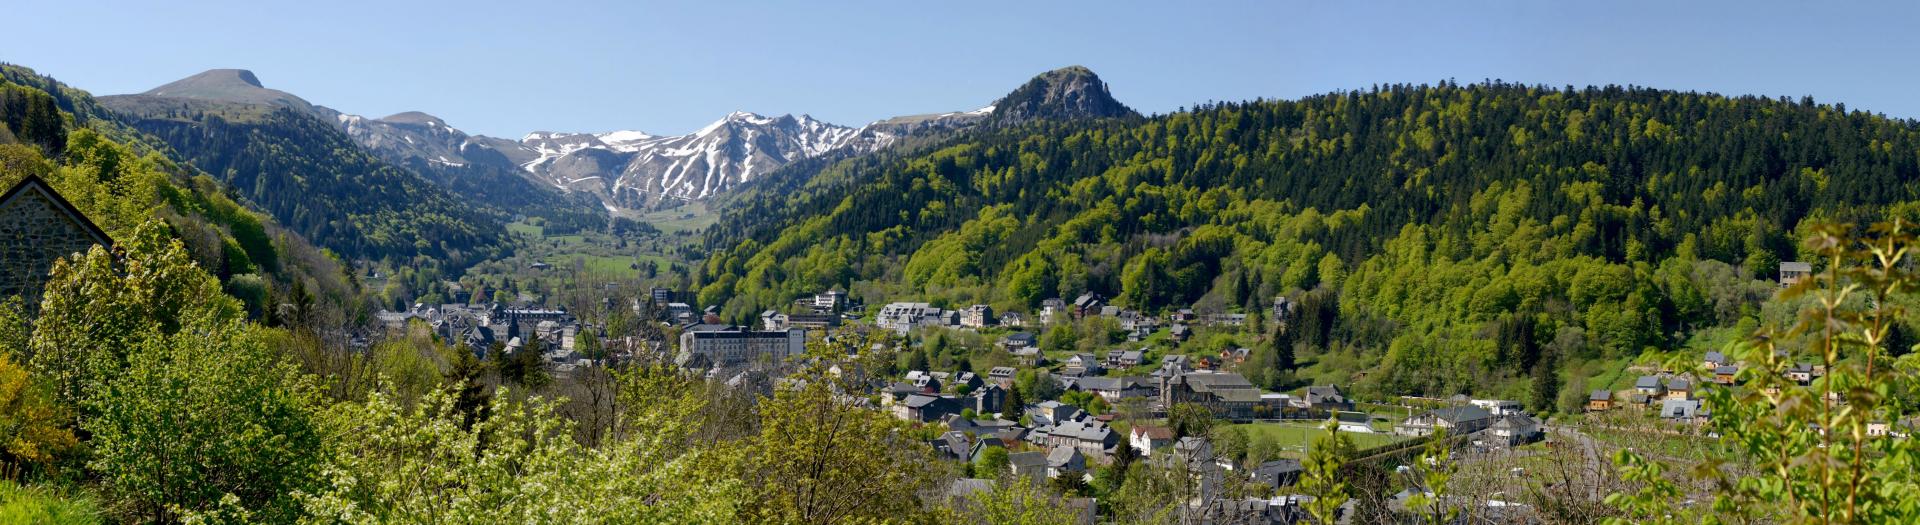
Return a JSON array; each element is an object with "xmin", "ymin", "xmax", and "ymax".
[{"xmin": 10, "ymin": 0, "xmax": 1917, "ymax": 138}]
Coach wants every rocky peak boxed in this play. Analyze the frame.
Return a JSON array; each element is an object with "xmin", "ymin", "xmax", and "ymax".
[{"xmin": 989, "ymin": 65, "xmax": 1136, "ymax": 123}]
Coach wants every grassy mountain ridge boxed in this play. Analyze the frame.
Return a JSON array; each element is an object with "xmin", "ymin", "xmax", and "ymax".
[{"xmin": 700, "ymin": 81, "xmax": 1920, "ymax": 399}]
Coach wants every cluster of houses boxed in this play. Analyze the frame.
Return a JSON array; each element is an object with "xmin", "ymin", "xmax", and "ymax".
[
  {"xmin": 884, "ymin": 350, "xmax": 1364, "ymax": 501},
  {"xmin": 761, "ymin": 290, "xmax": 851, "ymax": 331},
  {"xmin": 874, "ymin": 292, "xmax": 1292, "ymax": 344},
  {"xmin": 1391, "ymin": 399, "xmax": 1545, "ymax": 447},
  {"xmin": 1583, "ymin": 349, "xmax": 1915, "ymax": 438},
  {"xmin": 378, "ymin": 300, "xmax": 601, "ymax": 368}
]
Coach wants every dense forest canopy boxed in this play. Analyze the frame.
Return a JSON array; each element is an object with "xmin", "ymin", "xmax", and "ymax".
[{"xmin": 702, "ymin": 81, "xmax": 1920, "ymax": 398}]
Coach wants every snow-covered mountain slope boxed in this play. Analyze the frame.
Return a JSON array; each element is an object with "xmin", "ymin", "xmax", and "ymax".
[
  {"xmin": 507, "ymin": 112, "xmax": 867, "ymax": 207},
  {"xmin": 211, "ymin": 64, "xmax": 1135, "ymax": 213}
]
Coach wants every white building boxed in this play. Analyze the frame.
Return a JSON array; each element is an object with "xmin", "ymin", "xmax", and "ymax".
[{"xmin": 877, "ymin": 302, "xmax": 934, "ymax": 333}]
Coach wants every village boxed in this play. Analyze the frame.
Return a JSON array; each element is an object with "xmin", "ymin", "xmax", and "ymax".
[{"xmin": 356, "ymin": 257, "xmax": 1918, "ymax": 523}]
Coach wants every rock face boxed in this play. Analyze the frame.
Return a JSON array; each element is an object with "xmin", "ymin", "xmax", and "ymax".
[
  {"xmin": 333, "ymin": 110, "xmax": 491, "ymax": 170},
  {"xmin": 0, "ymin": 177, "xmax": 112, "ymax": 309},
  {"xmin": 988, "ymin": 66, "xmax": 1137, "ymax": 124}
]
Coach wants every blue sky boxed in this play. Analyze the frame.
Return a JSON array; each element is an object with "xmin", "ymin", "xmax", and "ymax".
[{"xmin": 11, "ymin": 1, "xmax": 1917, "ymax": 138}]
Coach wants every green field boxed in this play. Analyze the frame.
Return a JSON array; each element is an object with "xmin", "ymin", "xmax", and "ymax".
[
  {"xmin": 636, "ymin": 202, "xmax": 718, "ymax": 234},
  {"xmin": 507, "ymin": 221, "xmax": 544, "ymax": 237},
  {"xmin": 1231, "ymin": 422, "xmax": 1406, "ymax": 455},
  {"xmin": 539, "ymin": 253, "xmax": 675, "ymax": 278}
]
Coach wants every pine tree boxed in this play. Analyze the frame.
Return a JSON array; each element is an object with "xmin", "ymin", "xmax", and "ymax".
[
  {"xmin": 1273, "ymin": 324, "xmax": 1298, "ymax": 372},
  {"xmin": 1530, "ymin": 349, "xmax": 1559, "ymax": 413}
]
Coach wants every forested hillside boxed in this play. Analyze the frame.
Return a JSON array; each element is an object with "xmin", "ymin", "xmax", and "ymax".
[
  {"xmin": 0, "ymin": 64, "xmax": 363, "ymax": 324},
  {"xmin": 99, "ymin": 95, "xmax": 508, "ymax": 267},
  {"xmin": 702, "ymin": 81, "xmax": 1920, "ymax": 398}
]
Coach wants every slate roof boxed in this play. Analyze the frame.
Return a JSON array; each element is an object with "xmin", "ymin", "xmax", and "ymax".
[
  {"xmin": 1423, "ymin": 406, "xmax": 1492, "ymax": 424},
  {"xmin": 1076, "ymin": 376, "xmax": 1148, "ymax": 392},
  {"xmin": 904, "ymin": 394, "xmax": 947, "ymax": 408},
  {"xmin": 1008, "ymin": 451, "xmax": 1047, "ymax": 470},
  {"xmin": 1047, "ymin": 446, "xmax": 1083, "ymax": 468},
  {"xmin": 1051, "ymin": 420, "xmax": 1112, "ymax": 444}
]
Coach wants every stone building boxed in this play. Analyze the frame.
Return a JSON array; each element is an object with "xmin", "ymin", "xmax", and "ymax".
[
  {"xmin": 675, "ymin": 324, "xmax": 806, "ymax": 368},
  {"xmin": 0, "ymin": 176, "xmax": 112, "ymax": 308}
]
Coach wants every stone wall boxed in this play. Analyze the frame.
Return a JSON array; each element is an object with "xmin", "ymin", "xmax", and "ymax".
[{"xmin": 0, "ymin": 185, "xmax": 107, "ymax": 308}]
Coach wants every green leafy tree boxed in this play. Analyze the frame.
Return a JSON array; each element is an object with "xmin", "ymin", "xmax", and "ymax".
[
  {"xmin": 739, "ymin": 335, "xmax": 946, "ymax": 523},
  {"xmin": 940, "ymin": 475, "xmax": 1082, "ymax": 525},
  {"xmin": 1403, "ymin": 429, "xmax": 1459, "ymax": 525},
  {"xmin": 976, "ymin": 446, "xmax": 1011, "ymax": 475},
  {"xmin": 298, "ymin": 371, "xmax": 742, "ymax": 524},
  {"xmin": 1299, "ymin": 422, "xmax": 1355, "ymax": 524},
  {"xmin": 1001, "ymin": 382, "xmax": 1025, "ymax": 419},
  {"xmin": 1167, "ymin": 403, "xmax": 1214, "ymax": 440},
  {"xmin": 29, "ymin": 221, "xmax": 242, "ymax": 410},
  {"xmin": 85, "ymin": 318, "xmax": 323, "ymax": 523}
]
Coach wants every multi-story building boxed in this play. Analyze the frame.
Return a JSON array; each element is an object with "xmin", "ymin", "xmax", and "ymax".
[
  {"xmin": 676, "ymin": 325, "xmax": 805, "ymax": 368},
  {"xmin": 961, "ymin": 304, "xmax": 995, "ymax": 328},
  {"xmin": 1162, "ymin": 371, "xmax": 1263, "ymax": 420},
  {"xmin": 1780, "ymin": 261, "xmax": 1812, "ymax": 288},
  {"xmin": 877, "ymin": 302, "xmax": 958, "ymax": 333}
]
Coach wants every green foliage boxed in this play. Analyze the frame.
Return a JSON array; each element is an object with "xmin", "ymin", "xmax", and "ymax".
[
  {"xmin": 30, "ymin": 221, "xmax": 242, "ymax": 409},
  {"xmin": 0, "ymin": 480, "xmax": 100, "ymax": 525},
  {"xmin": 947, "ymin": 475, "xmax": 1085, "ymax": 525},
  {"xmin": 105, "ymin": 102, "xmax": 505, "ymax": 264},
  {"xmin": 1403, "ymin": 429, "xmax": 1460, "ymax": 525},
  {"xmin": 1608, "ymin": 220, "xmax": 1920, "ymax": 523},
  {"xmin": 1299, "ymin": 422, "xmax": 1355, "ymax": 524},
  {"xmin": 85, "ymin": 317, "xmax": 324, "ymax": 523},
  {"xmin": 1167, "ymin": 403, "xmax": 1214, "ymax": 439},
  {"xmin": 297, "ymin": 375, "xmax": 741, "ymax": 524},
  {"xmin": 740, "ymin": 336, "xmax": 947, "ymax": 524},
  {"xmin": 977, "ymin": 446, "xmax": 1011, "ymax": 474},
  {"xmin": 699, "ymin": 82, "xmax": 1920, "ymax": 398}
]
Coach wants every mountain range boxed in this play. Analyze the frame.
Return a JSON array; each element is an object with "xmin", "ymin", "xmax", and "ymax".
[{"xmin": 104, "ymin": 66, "xmax": 1135, "ymax": 213}]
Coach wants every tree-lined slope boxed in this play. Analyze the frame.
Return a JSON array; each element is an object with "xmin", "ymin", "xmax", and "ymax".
[
  {"xmin": 702, "ymin": 82, "xmax": 1920, "ymax": 398},
  {"xmin": 100, "ymin": 87, "xmax": 506, "ymax": 265}
]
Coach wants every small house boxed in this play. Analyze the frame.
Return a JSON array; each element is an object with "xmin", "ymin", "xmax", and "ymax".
[
  {"xmin": 1396, "ymin": 406, "xmax": 1494, "ymax": 437},
  {"xmin": 1713, "ymin": 365, "xmax": 1739, "ymax": 385},
  {"xmin": 1045, "ymin": 446, "xmax": 1087, "ymax": 478},
  {"xmin": 1587, "ymin": 390, "xmax": 1614, "ymax": 412},
  {"xmin": 1780, "ymin": 261, "xmax": 1812, "ymax": 288},
  {"xmin": 1703, "ymin": 351, "xmax": 1728, "ymax": 370},
  {"xmin": 1666, "ymin": 379, "xmax": 1692, "ymax": 400},
  {"xmin": 1130, "ymin": 426, "xmax": 1173, "ymax": 456},
  {"xmin": 987, "ymin": 366, "xmax": 1018, "ymax": 389},
  {"xmin": 1661, "ymin": 398, "xmax": 1703, "ymax": 422},
  {"xmin": 1634, "ymin": 376, "xmax": 1666, "ymax": 398}
]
